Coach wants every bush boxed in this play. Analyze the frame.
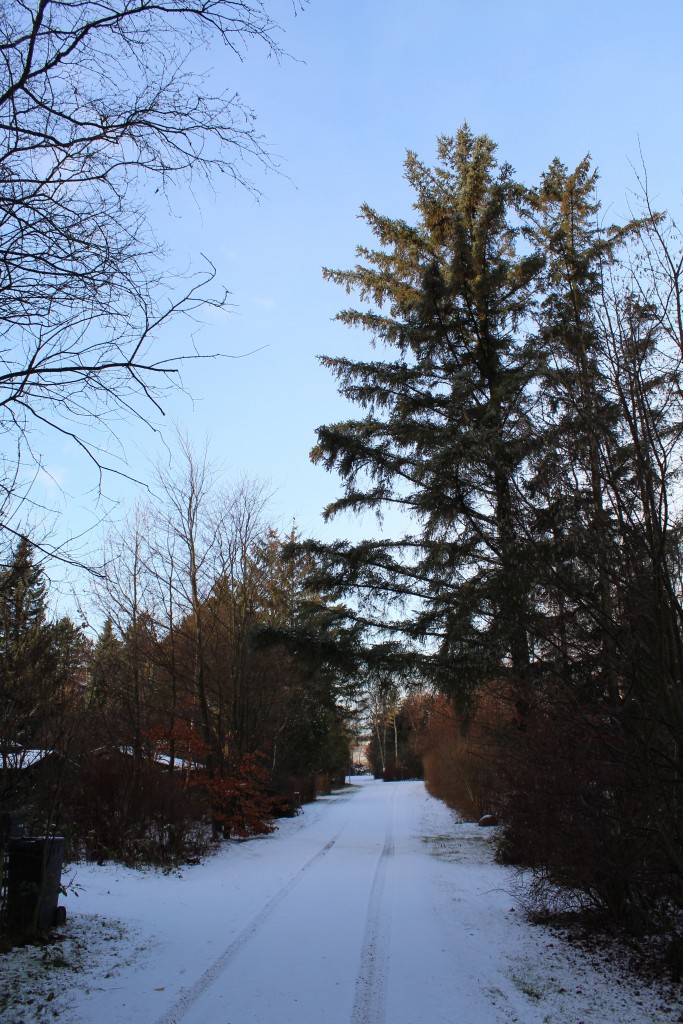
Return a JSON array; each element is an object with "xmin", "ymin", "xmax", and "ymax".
[
  {"xmin": 59, "ymin": 750, "xmax": 214, "ymax": 866},
  {"xmin": 419, "ymin": 692, "xmax": 507, "ymax": 821},
  {"xmin": 495, "ymin": 693, "xmax": 683, "ymax": 930}
]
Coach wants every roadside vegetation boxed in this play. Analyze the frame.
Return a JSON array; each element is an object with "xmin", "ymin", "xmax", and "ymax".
[
  {"xmin": 306, "ymin": 126, "xmax": 683, "ymax": 965},
  {"xmin": 1, "ymin": 501, "xmax": 354, "ymax": 870}
]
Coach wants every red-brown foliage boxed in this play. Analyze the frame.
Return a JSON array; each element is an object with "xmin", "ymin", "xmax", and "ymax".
[{"xmin": 417, "ymin": 690, "xmax": 511, "ymax": 821}]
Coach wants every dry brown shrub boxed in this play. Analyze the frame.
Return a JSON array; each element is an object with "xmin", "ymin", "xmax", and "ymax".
[{"xmin": 418, "ymin": 689, "xmax": 510, "ymax": 821}]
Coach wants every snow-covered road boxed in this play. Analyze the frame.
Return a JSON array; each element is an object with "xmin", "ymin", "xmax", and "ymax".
[{"xmin": 2, "ymin": 779, "xmax": 681, "ymax": 1023}]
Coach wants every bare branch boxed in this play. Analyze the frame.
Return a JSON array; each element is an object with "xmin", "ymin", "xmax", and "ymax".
[{"xmin": 0, "ymin": 1, "xmax": 306, "ymax": 557}]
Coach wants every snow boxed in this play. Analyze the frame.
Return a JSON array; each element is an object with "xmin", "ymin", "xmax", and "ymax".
[
  {"xmin": 1, "ymin": 778, "xmax": 681, "ymax": 1023},
  {"xmin": 113, "ymin": 747, "xmax": 202, "ymax": 771}
]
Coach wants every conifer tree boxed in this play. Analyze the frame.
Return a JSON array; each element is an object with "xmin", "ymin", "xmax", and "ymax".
[
  {"xmin": 0, "ymin": 537, "xmax": 52, "ymax": 749},
  {"xmin": 310, "ymin": 127, "xmax": 543, "ymax": 704},
  {"xmin": 521, "ymin": 158, "xmax": 628, "ymax": 700},
  {"xmin": 0, "ymin": 536, "xmax": 86, "ymax": 833}
]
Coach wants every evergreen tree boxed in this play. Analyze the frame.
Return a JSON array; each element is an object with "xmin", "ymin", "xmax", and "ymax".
[
  {"xmin": 0, "ymin": 537, "xmax": 53, "ymax": 750},
  {"xmin": 0, "ymin": 536, "xmax": 86, "ymax": 836},
  {"xmin": 231, "ymin": 527, "xmax": 355, "ymax": 779},
  {"xmin": 309, "ymin": 127, "xmax": 543, "ymax": 705},
  {"xmin": 522, "ymin": 158, "xmax": 631, "ymax": 702},
  {"xmin": 87, "ymin": 618, "xmax": 128, "ymax": 747}
]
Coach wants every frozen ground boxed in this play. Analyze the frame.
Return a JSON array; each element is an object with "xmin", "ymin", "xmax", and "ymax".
[{"xmin": 1, "ymin": 777, "xmax": 682, "ymax": 1023}]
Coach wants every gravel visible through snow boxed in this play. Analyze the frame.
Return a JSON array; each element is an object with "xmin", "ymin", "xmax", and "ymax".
[{"xmin": 1, "ymin": 778, "xmax": 682, "ymax": 1023}]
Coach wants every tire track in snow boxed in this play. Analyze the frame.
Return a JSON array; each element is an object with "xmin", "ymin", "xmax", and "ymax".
[
  {"xmin": 350, "ymin": 786, "xmax": 397, "ymax": 1024},
  {"xmin": 154, "ymin": 828, "xmax": 346, "ymax": 1024}
]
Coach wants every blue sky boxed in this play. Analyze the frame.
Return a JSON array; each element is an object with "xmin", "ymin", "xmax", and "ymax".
[{"xmin": 35, "ymin": 0, "xmax": 683, "ymax": 586}]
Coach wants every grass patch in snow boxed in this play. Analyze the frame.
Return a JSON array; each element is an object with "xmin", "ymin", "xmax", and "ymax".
[
  {"xmin": 510, "ymin": 970, "xmax": 547, "ymax": 1002},
  {"xmin": 421, "ymin": 830, "xmax": 495, "ymax": 863}
]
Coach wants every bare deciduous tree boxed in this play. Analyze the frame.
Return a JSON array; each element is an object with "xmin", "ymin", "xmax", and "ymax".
[{"xmin": 0, "ymin": 0, "xmax": 303, "ymax": 527}]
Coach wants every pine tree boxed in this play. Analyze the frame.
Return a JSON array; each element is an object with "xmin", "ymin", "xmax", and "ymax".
[
  {"xmin": 522, "ymin": 159, "xmax": 631, "ymax": 701},
  {"xmin": 0, "ymin": 537, "xmax": 52, "ymax": 750},
  {"xmin": 310, "ymin": 127, "xmax": 543, "ymax": 705},
  {"xmin": 0, "ymin": 536, "xmax": 86, "ymax": 842},
  {"xmin": 87, "ymin": 618, "xmax": 126, "ymax": 746}
]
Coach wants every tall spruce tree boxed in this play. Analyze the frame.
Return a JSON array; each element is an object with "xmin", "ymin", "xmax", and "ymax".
[
  {"xmin": 309, "ymin": 128, "xmax": 543, "ymax": 705},
  {"xmin": 521, "ymin": 158, "xmax": 628, "ymax": 701},
  {"xmin": 0, "ymin": 537, "xmax": 52, "ymax": 750}
]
